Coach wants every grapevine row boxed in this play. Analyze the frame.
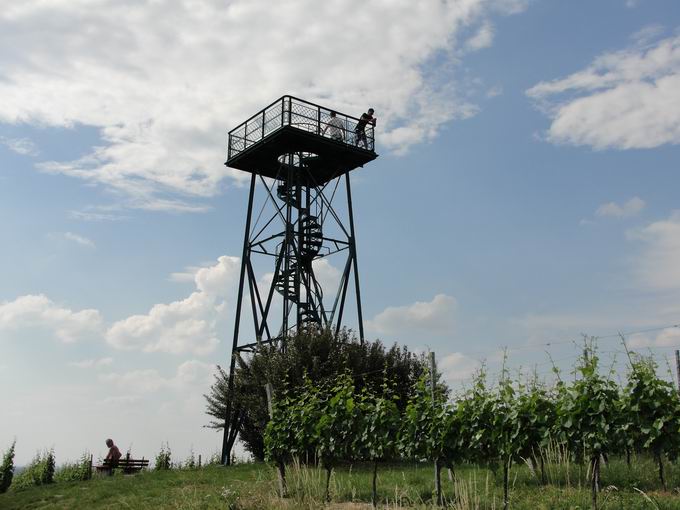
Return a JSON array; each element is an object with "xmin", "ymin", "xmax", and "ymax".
[{"xmin": 264, "ymin": 341, "xmax": 680, "ymax": 509}]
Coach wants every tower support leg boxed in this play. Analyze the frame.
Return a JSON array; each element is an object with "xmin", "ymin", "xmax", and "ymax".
[
  {"xmin": 222, "ymin": 173, "xmax": 257, "ymax": 465},
  {"xmin": 345, "ymin": 173, "xmax": 365, "ymax": 343}
]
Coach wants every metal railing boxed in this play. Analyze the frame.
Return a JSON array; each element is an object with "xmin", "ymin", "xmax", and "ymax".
[{"xmin": 227, "ymin": 96, "xmax": 375, "ymax": 161}]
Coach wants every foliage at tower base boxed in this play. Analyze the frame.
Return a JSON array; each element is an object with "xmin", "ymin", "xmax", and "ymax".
[{"xmin": 204, "ymin": 327, "xmax": 429, "ymax": 460}]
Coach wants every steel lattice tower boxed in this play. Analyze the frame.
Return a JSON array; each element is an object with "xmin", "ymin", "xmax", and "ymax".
[{"xmin": 221, "ymin": 96, "xmax": 377, "ymax": 463}]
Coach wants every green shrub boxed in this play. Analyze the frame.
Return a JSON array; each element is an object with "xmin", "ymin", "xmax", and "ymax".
[
  {"xmin": 54, "ymin": 451, "xmax": 92, "ymax": 482},
  {"xmin": 182, "ymin": 447, "xmax": 196, "ymax": 469},
  {"xmin": 0, "ymin": 440, "xmax": 16, "ymax": 493},
  {"xmin": 206, "ymin": 450, "xmax": 222, "ymax": 466},
  {"xmin": 206, "ymin": 328, "xmax": 427, "ymax": 461},
  {"xmin": 155, "ymin": 442, "xmax": 172, "ymax": 470},
  {"xmin": 13, "ymin": 449, "xmax": 55, "ymax": 489}
]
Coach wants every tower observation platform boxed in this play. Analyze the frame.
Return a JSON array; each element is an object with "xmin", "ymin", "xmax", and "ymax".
[
  {"xmin": 226, "ymin": 95, "xmax": 377, "ymax": 185},
  {"xmin": 220, "ymin": 95, "xmax": 378, "ymax": 464}
]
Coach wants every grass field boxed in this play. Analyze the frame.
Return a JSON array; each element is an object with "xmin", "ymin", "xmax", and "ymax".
[{"xmin": 2, "ymin": 456, "xmax": 680, "ymax": 509}]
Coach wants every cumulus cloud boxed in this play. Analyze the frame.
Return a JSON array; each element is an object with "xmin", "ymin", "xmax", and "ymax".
[
  {"xmin": 596, "ymin": 196, "xmax": 645, "ymax": 218},
  {"xmin": 439, "ymin": 351, "xmax": 481, "ymax": 384},
  {"xmin": 106, "ymin": 256, "xmax": 240, "ymax": 355},
  {"xmin": 628, "ymin": 212, "xmax": 680, "ymax": 291},
  {"xmin": 527, "ymin": 32, "xmax": 680, "ymax": 150},
  {"xmin": 0, "ymin": 0, "xmax": 527, "ymax": 210},
  {"xmin": 0, "ymin": 294, "xmax": 102, "ymax": 343},
  {"xmin": 627, "ymin": 327, "xmax": 680, "ymax": 349},
  {"xmin": 312, "ymin": 258, "xmax": 342, "ymax": 293},
  {"xmin": 99, "ymin": 360, "xmax": 214, "ymax": 393},
  {"xmin": 367, "ymin": 294, "xmax": 457, "ymax": 336}
]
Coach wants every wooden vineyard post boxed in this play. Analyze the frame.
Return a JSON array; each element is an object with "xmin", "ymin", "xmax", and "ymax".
[
  {"xmin": 429, "ymin": 352, "xmax": 442, "ymax": 506},
  {"xmin": 675, "ymin": 350, "xmax": 680, "ymax": 394},
  {"xmin": 265, "ymin": 382, "xmax": 287, "ymax": 497}
]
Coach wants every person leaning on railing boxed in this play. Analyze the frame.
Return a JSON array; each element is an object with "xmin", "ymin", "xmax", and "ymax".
[
  {"xmin": 322, "ymin": 111, "xmax": 345, "ymax": 141},
  {"xmin": 354, "ymin": 108, "xmax": 376, "ymax": 149}
]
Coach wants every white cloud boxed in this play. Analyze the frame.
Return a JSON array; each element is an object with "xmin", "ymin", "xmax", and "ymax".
[
  {"xmin": 106, "ymin": 256, "xmax": 240, "ymax": 355},
  {"xmin": 312, "ymin": 258, "xmax": 342, "ymax": 293},
  {"xmin": 63, "ymin": 231, "xmax": 96, "ymax": 248},
  {"xmin": 439, "ymin": 352, "xmax": 481, "ymax": 384},
  {"xmin": 628, "ymin": 212, "xmax": 680, "ymax": 291},
  {"xmin": 466, "ymin": 22, "xmax": 494, "ymax": 51},
  {"xmin": 99, "ymin": 360, "xmax": 214, "ymax": 394},
  {"xmin": 527, "ymin": 32, "xmax": 680, "ymax": 150},
  {"xmin": 0, "ymin": 294, "xmax": 102, "ymax": 343},
  {"xmin": 69, "ymin": 210, "xmax": 128, "ymax": 222},
  {"xmin": 0, "ymin": 0, "xmax": 527, "ymax": 210},
  {"xmin": 70, "ymin": 357, "xmax": 114, "ymax": 369},
  {"xmin": 367, "ymin": 294, "xmax": 457, "ymax": 336},
  {"xmin": 596, "ymin": 196, "xmax": 645, "ymax": 218},
  {"xmin": 627, "ymin": 327, "xmax": 680, "ymax": 349},
  {"xmin": 0, "ymin": 136, "xmax": 38, "ymax": 156},
  {"xmin": 655, "ymin": 327, "xmax": 680, "ymax": 346}
]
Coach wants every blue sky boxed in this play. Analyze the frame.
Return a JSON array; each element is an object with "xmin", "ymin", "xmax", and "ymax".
[{"xmin": 2, "ymin": 0, "xmax": 680, "ymax": 465}]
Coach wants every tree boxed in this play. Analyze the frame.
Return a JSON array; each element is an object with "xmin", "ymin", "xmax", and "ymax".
[
  {"xmin": 0, "ymin": 440, "xmax": 16, "ymax": 493},
  {"xmin": 205, "ymin": 328, "xmax": 427, "ymax": 460}
]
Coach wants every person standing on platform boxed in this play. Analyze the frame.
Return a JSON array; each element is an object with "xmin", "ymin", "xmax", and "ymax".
[
  {"xmin": 323, "ymin": 111, "xmax": 345, "ymax": 141},
  {"xmin": 354, "ymin": 108, "xmax": 376, "ymax": 149}
]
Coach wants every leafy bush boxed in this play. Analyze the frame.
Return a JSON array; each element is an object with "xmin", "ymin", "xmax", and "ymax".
[
  {"xmin": 206, "ymin": 450, "xmax": 222, "ymax": 466},
  {"xmin": 356, "ymin": 379, "xmax": 400, "ymax": 507},
  {"xmin": 261, "ymin": 338, "xmax": 680, "ymax": 507},
  {"xmin": 155, "ymin": 442, "xmax": 172, "ymax": 470},
  {"xmin": 0, "ymin": 440, "xmax": 16, "ymax": 493},
  {"xmin": 555, "ymin": 341, "xmax": 619, "ymax": 508},
  {"xmin": 54, "ymin": 451, "xmax": 92, "ymax": 482},
  {"xmin": 12, "ymin": 449, "xmax": 55, "ymax": 489},
  {"xmin": 206, "ymin": 328, "xmax": 427, "ymax": 460},
  {"xmin": 181, "ymin": 448, "xmax": 197, "ymax": 470},
  {"xmin": 315, "ymin": 374, "xmax": 363, "ymax": 501},
  {"xmin": 624, "ymin": 353, "xmax": 680, "ymax": 489},
  {"xmin": 399, "ymin": 371, "xmax": 450, "ymax": 505}
]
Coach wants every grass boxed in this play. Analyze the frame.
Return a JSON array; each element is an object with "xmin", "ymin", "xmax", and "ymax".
[{"xmin": 1, "ymin": 456, "xmax": 680, "ymax": 509}]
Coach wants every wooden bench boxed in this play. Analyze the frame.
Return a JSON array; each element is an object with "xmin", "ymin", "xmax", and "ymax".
[{"xmin": 95, "ymin": 454, "xmax": 149, "ymax": 474}]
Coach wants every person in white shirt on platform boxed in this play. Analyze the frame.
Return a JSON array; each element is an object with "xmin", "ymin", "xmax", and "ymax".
[{"xmin": 322, "ymin": 111, "xmax": 345, "ymax": 142}]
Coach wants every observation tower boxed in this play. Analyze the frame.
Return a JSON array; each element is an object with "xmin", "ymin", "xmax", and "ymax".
[{"xmin": 221, "ymin": 96, "xmax": 378, "ymax": 462}]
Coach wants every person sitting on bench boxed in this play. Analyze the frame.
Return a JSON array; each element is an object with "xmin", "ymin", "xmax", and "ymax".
[{"xmin": 105, "ymin": 438, "xmax": 122, "ymax": 471}]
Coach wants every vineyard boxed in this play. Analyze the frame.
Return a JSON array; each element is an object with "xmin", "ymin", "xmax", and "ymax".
[{"xmin": 264, "ymin": 339, "xmax": 680, "ymax": 509}]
